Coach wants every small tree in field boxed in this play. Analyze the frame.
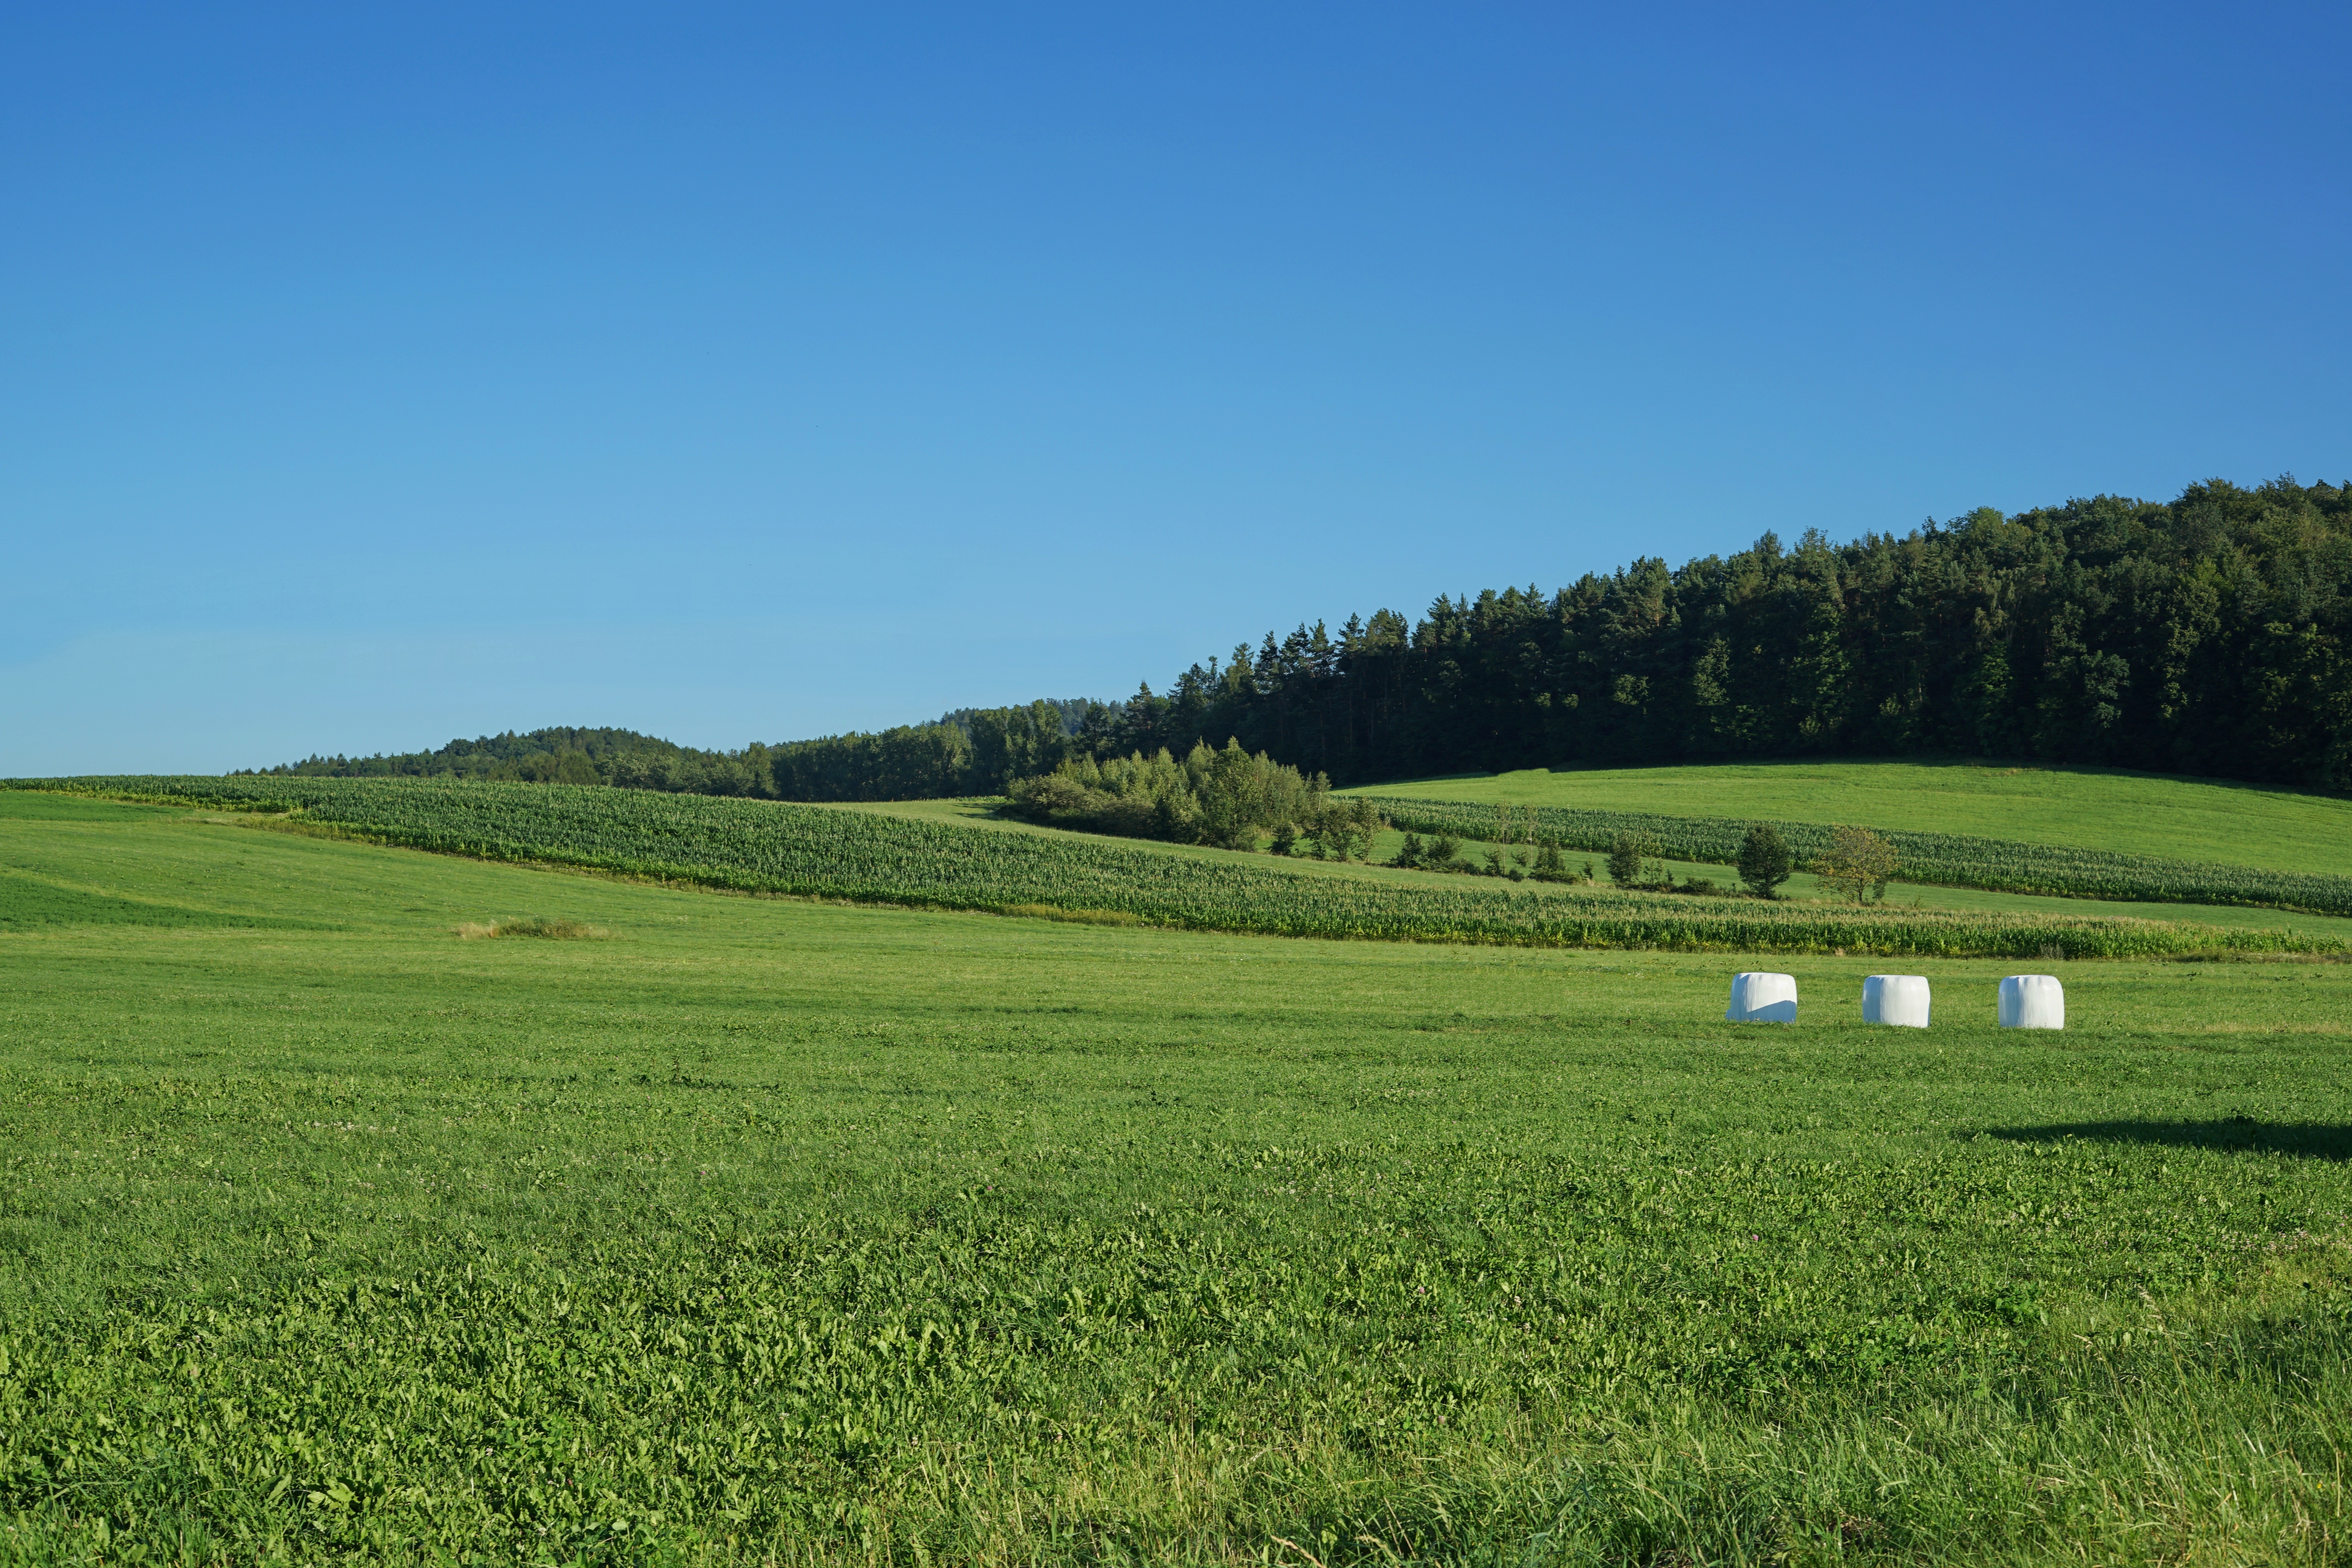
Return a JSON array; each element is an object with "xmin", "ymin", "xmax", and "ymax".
[
  {"xmin": 1814, "ymin": 824, "xmax": 1899, "ymax": 903},
  {"xmin": 1606, "ymin": 831, "xmax": 1653, "ymax": 888},
  {"xmin": 1736, "ymin": 823, "xmax": 1794, "ymax": 899}
]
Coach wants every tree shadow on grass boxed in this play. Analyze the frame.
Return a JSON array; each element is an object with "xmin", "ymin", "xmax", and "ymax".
[{"xmin": 1982, "ymin": 1117, "xmax": 2352, "ymax": 1161}]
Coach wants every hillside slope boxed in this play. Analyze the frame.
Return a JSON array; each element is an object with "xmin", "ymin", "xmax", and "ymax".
[{"xmin": 1349, "ymin": 761, "xmax": 2352, "ymax": 878}]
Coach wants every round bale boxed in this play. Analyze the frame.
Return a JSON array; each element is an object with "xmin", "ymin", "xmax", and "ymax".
[
  {"xmin": 1998, "ymin": 974, "xmax": 2065, "ymax": 1030},
  {"xmin": 1862, "ymin": 974, "xmax": 1931, "ymax": 1027},
  {"xmin": 1726, "ymin": 971, "xmax": 1799, "ymax": 1023}
]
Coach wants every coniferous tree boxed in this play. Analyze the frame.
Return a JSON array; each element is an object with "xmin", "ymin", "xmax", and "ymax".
[
  {"xmin": 1736, "ymin": 824, "xmax": 1794, "ymax": 899},
  {"xmin": 1606, "ymin": 833, "xmax": 1652, "ymax": 887},
  {"xmin": 1078, "ymin": 478, "xmax": 2352, "ymax": 795}
]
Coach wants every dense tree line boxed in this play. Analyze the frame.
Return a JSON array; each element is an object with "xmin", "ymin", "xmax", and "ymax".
[
  {"xmin": 255, "ymin": 704, "xmax": 1096, "ymax": 801},
  {"xmin": 766, "ymin": 702, "xmax": 1087, "ymax": 800},
  {"xmin": 260, "ymin": 478, "xmax": 2351, "ymax": 800},
  {"xmin": 1100, "ymin": 476, "xmax": 2352, "ymax": 792},
  {"xmin": 257, "ymin": 725, "xmax": 782, "ymax": 794},
  {"xmin": 261, "ymin": 727, "xmax": 679, "ymax": 786}
]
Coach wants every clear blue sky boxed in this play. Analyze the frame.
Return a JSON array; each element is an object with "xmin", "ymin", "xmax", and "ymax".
[{"xmin": 5, "ymin": 2, "xmax": 2347, "ymax": 775}]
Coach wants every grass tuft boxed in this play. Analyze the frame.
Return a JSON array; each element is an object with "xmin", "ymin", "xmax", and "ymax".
[{"xmin": 453, "ymin": 916, "xmax": 607, "ymax": 940}]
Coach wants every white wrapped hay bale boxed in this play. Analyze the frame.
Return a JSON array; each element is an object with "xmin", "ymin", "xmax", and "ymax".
[
  {"xmin": 1998, "ymin": 974, "xmax": 2065, "ymax": 1030},
  {"xmin": 1862, "ymin": 975, "xmax": 1931, "ymax": 1027},
  {"xmin": 1725, "ymin": 971, "xmax": 1798, "ymax": 1023}
]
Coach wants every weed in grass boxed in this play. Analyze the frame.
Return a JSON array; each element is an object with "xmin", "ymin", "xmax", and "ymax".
[{"xmin": 454, "ymin": 916, "xmax": 608, "ymax": 939}]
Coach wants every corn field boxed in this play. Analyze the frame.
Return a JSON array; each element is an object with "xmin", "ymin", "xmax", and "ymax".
[
  {"xmin": 13, "ymin": 777, "xmax": 2337, "ymax": 958},
  {"xmin": 1367, "ymin": 795, "xmax": 2352, "ymax": 916}
]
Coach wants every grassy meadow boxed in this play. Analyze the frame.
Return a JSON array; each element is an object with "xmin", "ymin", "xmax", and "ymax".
[
  {"xmin": 1345, "ymin": 760, "xmax": 2352, "ymax": 879},
  {"xmin": 2, "ymin": 790, "xmax": 2351, "ymax": 1563}
]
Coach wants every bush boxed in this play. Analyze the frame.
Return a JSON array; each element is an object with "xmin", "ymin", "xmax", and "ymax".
[{"xmin": 1303, "ymin": 796, "xmax": 1383, "ymax": 862}]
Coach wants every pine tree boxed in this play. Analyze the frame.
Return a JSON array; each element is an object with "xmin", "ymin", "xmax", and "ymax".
[{"xmin": 1736, "ymin": 823, "xmax": 1793, "ymax": 899}]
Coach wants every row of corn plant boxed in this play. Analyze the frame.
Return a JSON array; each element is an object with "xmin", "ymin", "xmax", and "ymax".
[{"xmin": 1364, "ymin": 795, "xmax": 2352, "ymax": 916}]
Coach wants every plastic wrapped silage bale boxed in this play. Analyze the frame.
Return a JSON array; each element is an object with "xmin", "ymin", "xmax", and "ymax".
[
  {"xmin": 1998, "ymin": 974, "xmax": 2064, "ymax": 1029},
  {"xmin": 1725, "ymin": 971, "xmax": 1798, "ymax": 1023},
  {"xmin": 1862, "ymin": 975, "xmax": 1931, "ymax": 1027}
]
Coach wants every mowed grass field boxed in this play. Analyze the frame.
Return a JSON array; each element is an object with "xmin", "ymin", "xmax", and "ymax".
[
  {"xmin": 1345, "ymin": 761, "xmax": 2352, "ymax": 879},
  {"xmin": 3, "ymin": 792, "xmax": 2352, "ymax": 1564}
]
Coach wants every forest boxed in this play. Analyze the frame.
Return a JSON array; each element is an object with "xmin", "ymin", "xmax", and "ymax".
[
  {"xmin": 256, "ymin": 477, "xmax": 2352, "ymax": 799},
  {"xmin": 1101, "ymin": 476, "xmax": 2352, "ymax": 793}
]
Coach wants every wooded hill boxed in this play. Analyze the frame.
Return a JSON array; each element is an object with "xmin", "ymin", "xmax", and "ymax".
[
  {"xmin": 259, "ymin": 476, "xmax": 2351, "ymax": 799},
  {"xmin": 1112, "ymin": 476, "xmax": 2352, "ymax": 793},
  {"xmin": 256, "ymin": 708, "xmax": 1087, "ymax": 800}
]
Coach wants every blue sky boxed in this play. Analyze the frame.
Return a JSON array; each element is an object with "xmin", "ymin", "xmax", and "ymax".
[{"xmin": 5, "ymin": 2, "xmax": 2347, "ymax": 774}]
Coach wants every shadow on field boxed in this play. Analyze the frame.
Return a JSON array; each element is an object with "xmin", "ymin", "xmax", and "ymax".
[{"xmin": 1983, "ymin": 1117, "xmax": 2352, "ymax": 1161}]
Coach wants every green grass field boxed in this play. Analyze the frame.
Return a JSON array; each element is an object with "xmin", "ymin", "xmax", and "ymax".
[
  {"xmin": 1347, "ymin": 760, "xmax": 2352, "ymax": 878},
  {"xmin": 3, "ymin": 790, "xmax": 2352, "ymax": 1563}
]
